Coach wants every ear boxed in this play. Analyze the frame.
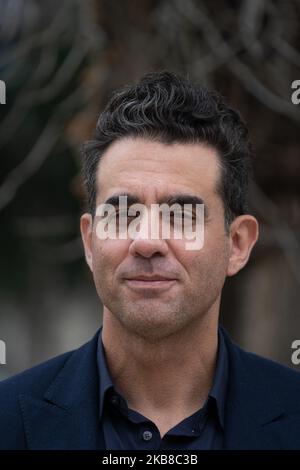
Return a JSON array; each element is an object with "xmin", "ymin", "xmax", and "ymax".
[
  {"xmin": 80, "ymin": 213, "xmax": 94, "ymax": 272},
  {"xmin": 226, "ymin": 215, "xmax": 259, "ymax": 277}
]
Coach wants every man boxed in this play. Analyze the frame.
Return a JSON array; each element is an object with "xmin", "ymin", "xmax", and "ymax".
[{"xmin": 1, "ymin": 71, "xmax": 300, "ymax": 450}]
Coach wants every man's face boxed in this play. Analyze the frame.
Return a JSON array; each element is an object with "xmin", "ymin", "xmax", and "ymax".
[{"xmin": 82, "ymin": 137, "xmax": 232, "ymax": 339}]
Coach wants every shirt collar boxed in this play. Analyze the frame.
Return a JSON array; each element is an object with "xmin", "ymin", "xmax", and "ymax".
[{"xmin": 97, "ymin": 326, "xmax": 229, "ymax": 429}]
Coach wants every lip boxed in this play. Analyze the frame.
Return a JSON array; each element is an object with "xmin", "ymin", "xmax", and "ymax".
[
  {"xmin": 124, "ymin": 278, "xmax": 177, "ymax": 290},
  {"xmin": 126, "ymin": 275, "xmax": 176, "ymax": 281}
]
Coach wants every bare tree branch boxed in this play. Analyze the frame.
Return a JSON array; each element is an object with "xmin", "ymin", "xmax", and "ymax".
[
  {"xmin": 0, "ymin": 118, "xmax": 59, "ymax": 211},
  {"xmin": 173, "ymin": 0, "xmax": 300, "ymax": 124}
]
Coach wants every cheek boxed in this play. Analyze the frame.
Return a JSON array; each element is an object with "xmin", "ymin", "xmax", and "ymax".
[
  {"xmin": 172, "ymin": 233, "xmax": 229, "ymax": 283},
  {"xmin": 91, "ymin": 239, "xmax": 129, "ymax": 283}
]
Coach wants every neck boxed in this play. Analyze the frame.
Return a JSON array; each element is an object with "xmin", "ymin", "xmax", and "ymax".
[{"xmin": 101, "ymin": 303, "xmax": 220, "ymax": 434}]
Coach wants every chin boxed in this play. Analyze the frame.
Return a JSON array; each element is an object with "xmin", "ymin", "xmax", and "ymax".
[{"xmin": 118, "ymin": 308, "xmax": 188, "ymax": 341}]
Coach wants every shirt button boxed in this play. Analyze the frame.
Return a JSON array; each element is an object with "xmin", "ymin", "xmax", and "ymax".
[
  {"xmin": 142, "ymin": 430, "xmax": 153, "ymax": 441},
  {"xmin": 110, "ymin": 395, "xmax": 119, "ymax": 406}
]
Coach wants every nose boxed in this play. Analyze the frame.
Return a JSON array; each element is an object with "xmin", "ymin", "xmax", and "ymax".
[
  {"xmin": 128, "ymin": 208, "xmax": 169, "ymax": 258},
  {"xmin": 129, "ymin": 236, "xmax": 169, "ymax": 258}
]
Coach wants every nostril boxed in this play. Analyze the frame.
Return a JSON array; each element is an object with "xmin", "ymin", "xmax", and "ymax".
[{"xmin": 128, "ymin": 237, "xmax": 169, "ymax": 258}]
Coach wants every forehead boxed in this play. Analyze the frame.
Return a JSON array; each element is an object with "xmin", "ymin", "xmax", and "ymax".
[{"xmin": 96, "ymin": 137, "xmax": 221, "ymax": 203}]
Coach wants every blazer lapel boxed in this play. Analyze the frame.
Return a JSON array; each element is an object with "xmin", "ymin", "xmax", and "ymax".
[
  {"xmin": 19, "ymin": 331, "xmax": 105, "ymax": 450},
  {"xmin": 221, "ymin": 328, "xmax": 285, "ymax": 450}
]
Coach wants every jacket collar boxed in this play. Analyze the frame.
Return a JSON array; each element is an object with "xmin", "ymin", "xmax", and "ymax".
[{"xmin": 20, "ymin": 326, "xmax": 288, "ymax": 450}]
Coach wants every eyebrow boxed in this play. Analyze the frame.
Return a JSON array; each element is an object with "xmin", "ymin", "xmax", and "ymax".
[
  {"xmin": 104, "ymin": 193, "xmax": 141, "ymax": 207},
  {"xmin": 103, "ymin": 192, "xmax": 208, "ymax": 216}
]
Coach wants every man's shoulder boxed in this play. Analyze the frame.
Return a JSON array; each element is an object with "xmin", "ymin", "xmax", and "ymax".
[
  {"xmin": 0, "ymin": 348, "xmax": 76, "ymax": 449},
  {"xmin": 230, "ymin": 337, "xmax": 300, "ymax": 408},
  {"xmin": 0, "ymin": 328, "xmax": 100, "ymax": 400},
  {"xmin": 0, "ymin": 349, "xmax": 74, "ymax": 412},
  {"xmin": 0, "ymin": 331, "xmax": 100, "ymax": 449},
  {"xmin": 0, "ymin": 351, "xmax": 74, "ymax": 399},
  {"xmin": 242, "ymin": 346, "xmax": 300, "ymax": 379}
]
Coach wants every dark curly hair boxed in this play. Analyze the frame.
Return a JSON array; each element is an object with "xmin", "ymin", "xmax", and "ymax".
[{"xmin": 82, "ymin": 71, "xmax": 252, "ymax": 230}]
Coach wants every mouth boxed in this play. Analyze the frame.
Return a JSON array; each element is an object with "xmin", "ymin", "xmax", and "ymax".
[{"xmin": 124, "ymin": 276, "xmax": 177, "ymax": 290}]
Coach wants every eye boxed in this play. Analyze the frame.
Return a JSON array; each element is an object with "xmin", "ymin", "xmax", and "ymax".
[
  {"xmin": 171, "ymin": 210, "xmax": 194, "ymax": 220},
  {"xmin": 116, "ymin": 209, "xmax": 129, "ymax": 218},
  {"xmin": 184, "ymin": 211, "xmax": 196, "ymax": 220},
  {"xmin": 116, "ymin": 209, "xmax": 141, "ymax": 222}
]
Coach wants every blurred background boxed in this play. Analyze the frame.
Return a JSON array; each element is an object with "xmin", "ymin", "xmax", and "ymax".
[{"xmin": 0, "ymin": 0, "xmax": 300, "ymax": 380}]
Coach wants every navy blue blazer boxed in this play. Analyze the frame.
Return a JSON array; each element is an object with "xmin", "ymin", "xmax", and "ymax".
[{"xmin": 1, "ymin": 327, "xmax": 300, "ymax": 450}]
